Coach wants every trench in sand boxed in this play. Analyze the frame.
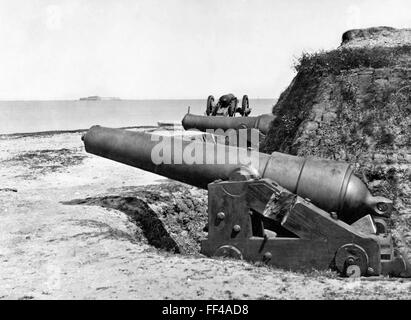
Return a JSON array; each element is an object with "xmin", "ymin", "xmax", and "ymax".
[{"xmin": 62, "ymin": 183, "xmax": 208, "ymax": 255}]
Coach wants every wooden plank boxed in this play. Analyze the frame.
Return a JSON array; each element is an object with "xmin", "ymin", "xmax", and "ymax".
[
  {"xmin": 202, "ymin": 237, "xmax": 332, "ymax": 271},
  {"xmin": 207, "ymin": 182, "xmax": 253, "ymax": 240},
  {"xmin": 246, "ymin": 180, "xmax": 278, "ymax": 215}
]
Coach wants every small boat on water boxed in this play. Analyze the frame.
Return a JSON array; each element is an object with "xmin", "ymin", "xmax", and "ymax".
[{"xmin": 157, "ymin": 120, "xmax": 182, "ymax": 127}]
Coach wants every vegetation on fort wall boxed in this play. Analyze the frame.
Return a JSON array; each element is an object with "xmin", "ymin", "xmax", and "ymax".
[
  {"xmin": 294, "ymin": 45, "xmax": 411, "ymax": 76},
  {"xmin": 261, "ymin": 45, "xmax": 411, "ymax": 154},
  {"xmin": 261, "ymin": 70, "xmax": 320, "ymax": 154}
]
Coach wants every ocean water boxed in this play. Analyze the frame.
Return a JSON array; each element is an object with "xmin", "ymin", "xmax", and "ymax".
[{"xmin": 0, "ymin": 99, "xmax": 275, "ymax": 134}]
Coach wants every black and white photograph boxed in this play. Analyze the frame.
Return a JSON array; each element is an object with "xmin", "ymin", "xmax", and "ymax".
[{"xmin": 0, "ymin": 0, "xmax": 410, "ymax": 306}]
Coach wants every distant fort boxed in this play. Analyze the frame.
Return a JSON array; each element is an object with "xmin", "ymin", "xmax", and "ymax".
[{"xmin": 79, "ymin": 96, "xmax": 120, "ymax": 101}]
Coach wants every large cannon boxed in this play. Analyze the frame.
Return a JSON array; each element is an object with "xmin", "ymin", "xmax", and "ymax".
[{"xmin": 82, "ymin": 125, "xmax": 410, "ymax": 277}]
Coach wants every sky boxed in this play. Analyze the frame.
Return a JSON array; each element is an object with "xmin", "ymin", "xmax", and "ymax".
[{"xmin": 0, "ymin": 0, "xmax": 410, "ymax": 100}]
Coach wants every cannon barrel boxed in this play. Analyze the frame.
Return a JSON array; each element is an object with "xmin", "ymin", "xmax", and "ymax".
[
  {"xmin": 83, "ymin": 125, "xmax": 392, "ymax": 224},
  {"xmin": 181, "ymin": 113, "xmax": 275, "ymax": 135},
  {"xmin": 82, "ymin": 125, "xmax": 242, "ymax": 189}
]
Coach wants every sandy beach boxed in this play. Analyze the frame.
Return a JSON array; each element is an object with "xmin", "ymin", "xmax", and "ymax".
[{"xmin": 0, "ymin": 129, "xmax": 410, "ymax": 300}]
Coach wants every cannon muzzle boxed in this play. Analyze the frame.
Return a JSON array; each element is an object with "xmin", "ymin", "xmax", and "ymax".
[{"xmin": 83, "ymin": 125, "xmax": 392, "ymax": 224}]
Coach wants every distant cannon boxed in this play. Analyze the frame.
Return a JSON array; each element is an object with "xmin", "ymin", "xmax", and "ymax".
[
  {"xmin": 182, "ymin": 112, "xmax": 275, "ymax": 150},
  {"xmin": 182, "ymin": 113, "xmax": 275, "ymax": 136},
  {"xmin": 206, "ymin": 94, "xmax": 251, "ymax": 117},
  {"xmin": 81, "ymin": 125, "xmax": 410, "ymax": 278}
]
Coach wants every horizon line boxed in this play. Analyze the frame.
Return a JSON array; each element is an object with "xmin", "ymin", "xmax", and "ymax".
[{"xmin": 0, "ymin": 97, "xmax": 278, "ymax": 102}]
